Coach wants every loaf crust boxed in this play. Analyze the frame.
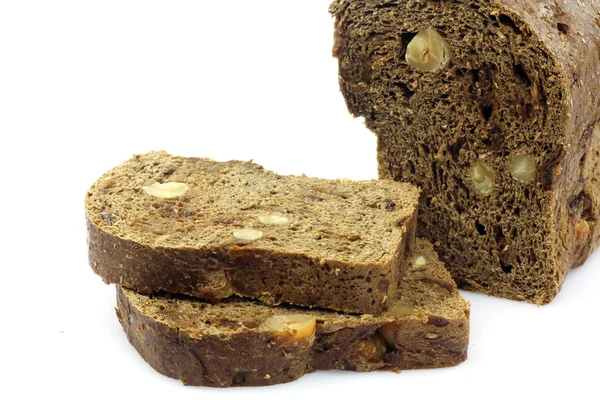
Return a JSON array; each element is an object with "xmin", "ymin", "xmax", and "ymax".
[
  {"xmin": 87, "ymin": 151, "xmax": 420, "ymax": 314},
  {"xmin": 116, "ymin": 239, "xmax": 470, "ymax": 387},
  {"xmin": 331, "ymin": 0, "xmax": 600, "ymax": 303}
]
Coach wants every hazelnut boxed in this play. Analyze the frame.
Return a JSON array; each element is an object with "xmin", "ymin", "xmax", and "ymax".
[
  {"xmin": 265, "ymin": 314, "xmax": 316, "ymax": 342},
  {"xmin": 510, "ymin": 155, "xmax": 537, "ymax": 183},
  {"xmin": 414, "ymin": 255, "xmax": 427, "ymax": 266},
  {"xmin": 142, "ymin": 182, "xmax": 188, "ymax": 199},
  {"xmin": 258, "ymin": 214, "xmax": 290, "ymax": 225},
  {"xmin": 388, "ymin": 303, "xmax": 418, "ymax": 317},
  {"xmin": 232, "ymin": 228, "xmax": 263, "ymax": 241},
  {"xmin": 575, "ymin": 220, "xmax": 590, "ymax": 243},
  {"xmin": 472, "ymin": 161, "xmax": 495, "ymax": 194},
  {"xmin": 406, "ymin": 28, "xmax": 451, "ymax": 71},
  {"xmin": 379, "ymin": 304, "xmax": 418, "ymax": 347},
  {"xmin": 349, "ymin": 335, "xmax": 387, "ymax": 364}
]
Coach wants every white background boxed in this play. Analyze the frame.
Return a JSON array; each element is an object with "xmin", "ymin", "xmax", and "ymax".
[{"xmin": 1, "ymin": 1, "xmax": 599, "ymax": 399}]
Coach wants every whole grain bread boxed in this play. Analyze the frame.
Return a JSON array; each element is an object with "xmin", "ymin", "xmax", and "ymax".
[
  {"xmin": 331, "ymin": 0, "xmax": 600, "ymax": 304},
  {"xmin": 116, "ymin": 239, "xmax": 470, "ymax": 387},
  {"xmin": 87, "ymin": 151, "xmax": 420, "ymax": 314}
]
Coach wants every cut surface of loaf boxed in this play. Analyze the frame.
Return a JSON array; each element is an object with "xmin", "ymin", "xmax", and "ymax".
[
  {"xmin": 87, "ymin": 151, "xmax": 420, "ymax": 314},
  {"xmin": 331, "ymin": 0, "xmax": 600, "ymax": 304},
  {"xmin": 116, "ymin": 239, "xmax": 470, "ymax": 387}
]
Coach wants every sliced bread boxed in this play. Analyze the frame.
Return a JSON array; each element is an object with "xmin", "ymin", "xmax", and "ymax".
[
  {"xmin": 87, "ymin": 151, "xmax": 420, "ymax": 314},
  {"xmin": 116, "ymin": 239, "xmax": 470, "ymax": 387}
]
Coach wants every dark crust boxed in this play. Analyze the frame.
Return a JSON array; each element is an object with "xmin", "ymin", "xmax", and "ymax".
[
  {"xmin": 87, "ymin": 193, "xmax": 418, "ymax": 315},
  {"xmin": 115, "ymin": 288, "xmax": 313, "ymax": 386},
  {"xmin": 330, "ymin": 0, "xmax": 600, "ymax": 304},
  {"xmin": 116, "ymin": 285, "xmax": 469, "ymax": 387}
]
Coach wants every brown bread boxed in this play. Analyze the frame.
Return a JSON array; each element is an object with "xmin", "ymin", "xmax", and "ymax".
[
  {"xmin": 87, "ymin": 151, "xmax": 420, "ymax": 314},
  {"xmin": 116, "ymin": 239, "xmax": 470, "ymax": 387},
  {"xmin": 331, "ymin": 0, "xmax": 600, "ymax": 304}
]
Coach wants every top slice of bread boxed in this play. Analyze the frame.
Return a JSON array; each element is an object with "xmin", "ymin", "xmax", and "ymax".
[{"xmin": 86, "ymin": 151, "xmax": 420, "ymax": 314}]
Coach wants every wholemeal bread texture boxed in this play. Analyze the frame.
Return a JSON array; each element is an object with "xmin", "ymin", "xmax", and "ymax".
[
  {"xmin": 116, "ymin": 239, "xmax": 470, "ymax": 387},
  {"xmin": 331, "ymin": 0, "xmax": 600, "ymax": 304},
  {"xmin": 87, "ymin": 151, "xmax": 420, "ymax": 314}
]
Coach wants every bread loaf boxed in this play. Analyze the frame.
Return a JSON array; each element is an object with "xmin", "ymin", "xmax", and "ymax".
[
  {"xmin": 331, "ymin": 0, "xmax": 600, "ymax": 304},
  {"xmin": 116, "ymin": 239, "xmax": 470, "ymax": 387},
  {"xmin": 86, "ymin": 151, "xmax": 420, "ymax": 314}
]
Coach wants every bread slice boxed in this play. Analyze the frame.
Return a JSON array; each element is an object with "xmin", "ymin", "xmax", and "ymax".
[
  {"xmin": 87, "ymin": 151, "xmax": 420, "ymax": 314},
  {"xmin": 330, "ymin": 0, "xmax": 600, "ymax": 304},
  {"xmin": 116, "ymin": 239, "xmax": 470, "ymax": 387}
]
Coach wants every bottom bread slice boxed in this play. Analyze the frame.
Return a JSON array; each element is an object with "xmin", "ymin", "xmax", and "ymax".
[{"xmin": 116, "ymin": 239, "xmax": 470, "ymax": 387}]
